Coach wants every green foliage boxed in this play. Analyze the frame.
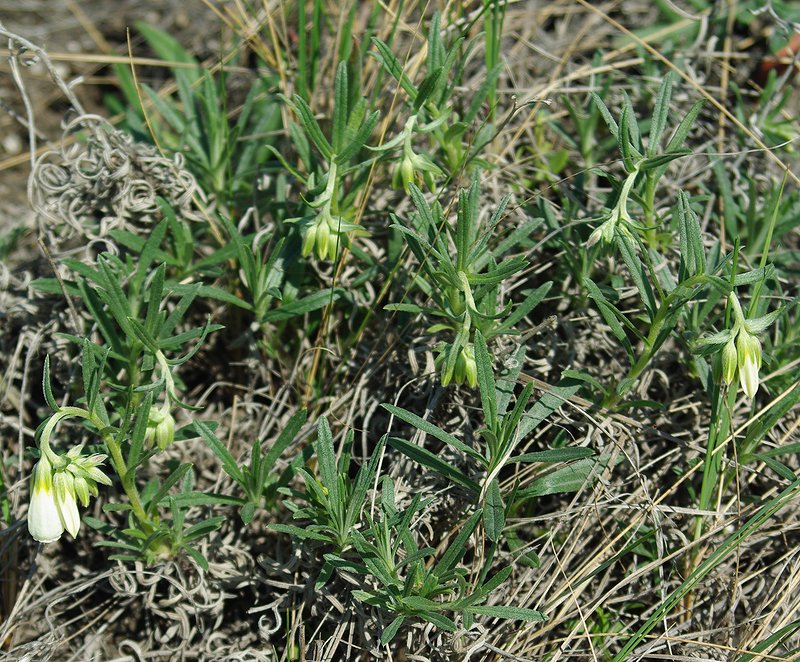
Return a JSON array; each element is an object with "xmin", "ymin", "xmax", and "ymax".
[
  {"xmin": 108, "ymin": 23, "xmax": 281, "ymax": 212},
  {"xmin": 387, "ymin": 175, "xmax": 547, "ymax": 386},
  {"xmin": 384, "ymin": 337, "xmax": 598, "ymax": 541}
]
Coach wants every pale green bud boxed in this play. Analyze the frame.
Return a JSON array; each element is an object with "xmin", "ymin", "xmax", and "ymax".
[
  {"xmin": 454, "ymin": 347, "xmax": 467, "ymax": 385},
  {"xmin": 145, "ymin": 407, "xmax": 176, "ymax": 451},
  {"xmin": 463, "ymin": 344, "xmax": 477, "ymax": 389},
  {"xmin": 436, "ymin": 345, "xmax": 454, "ymax": 386},
  {"xmin": 155, "ymin": 411, "xmax": 175, "ymax": 451},
  {"xmin": 315, "ymin": 217, "xmax": 331, "ymax": 261},
  {"xmin": 721, "ymin": 338, "xmax": 738, "ymax": 385},
  {"xmin": 301, "ymin": 222, "xmax": 317, "ymax": 257},
  {"xmin": 587, "ymin": 218, "xmax": 616, "ymax": 248}
]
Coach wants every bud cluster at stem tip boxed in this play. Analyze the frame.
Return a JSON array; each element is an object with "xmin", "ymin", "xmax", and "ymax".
[
  {"xmin": 144, "ymin": 405, "xmax": 176, "ymax": 451},
  {"xmin": 437, "ymin": 342, "xmax": 477, "ymax": 388},
  {"xmin": 719, "ymin": 293, "xmax": 765, "ymax": 400}
]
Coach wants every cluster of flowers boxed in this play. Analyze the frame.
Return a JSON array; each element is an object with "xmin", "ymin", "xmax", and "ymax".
[
  {"xmin": 27, "ymin": 405, "xmax": 174, "ymax": 544},
  {"xmin": 28, "ymin": 448, "xmax": 110, "ymax": 544},
  {"xmin": 718, "ymin": 293, "xmax": 767, "ymax": 399}
]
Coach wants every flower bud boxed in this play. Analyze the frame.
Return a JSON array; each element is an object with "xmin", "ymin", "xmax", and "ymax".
[
  {"xmin": 315, "ymin": 217, "xmax": 331, "ymax": 261},
  {"xmin": 462, "ymin": 344, "xmax": 477, "ymax": 389},
  {"xmin": 721, "ymin": 338, "xmax": 738, "ymax": 385},
  {"xmin": 454, "ymin": 347, "xmax": 467, "ymax": 385},
  {"xmin": 145, "ymin": 406, "xmax": 176, "ymax": 451},
  {"xmin": 301, "ymin": 222, "xmax": 317, "ymax": 257}
]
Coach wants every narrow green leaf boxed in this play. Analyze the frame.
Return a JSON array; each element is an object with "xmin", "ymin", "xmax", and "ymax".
[
  {"xmin": 195, "ymin": 420, "xmax": 244, "ymax": 484},
  {"xmin": 145, "ymin": 463, "xmax": 192, "ymax": 516},
  {"xmin": 380, "ymin": 616, "xmax": 405, "ymax": 645},
  {"xmin": 510, "ymin": 447, "xmax": 594, "ymax": 464},
  {"xmin": 314, "ymin": 416, "xmax": 339, "ymax": 503},
  {"xmin": 515, "ymin": 457, "xmax": 601, "ymax": 500},
  {"xmin": 387, "ymin": 436, "xmax": 479, "ymax": 494},
  {"xmin": 290, "ymin": 94, "xmax": 333, "ymax": 160},
  {"xmin": 332, "ymin": 62, "xmax": 348, "ymax": 153},
  {"xmin": 474, "ymin": 330, "xmax": 497, "ymax": 429},
  {"xmin": 434, "ymin": 510, "xmax": 482, "ymax": 577},
  {"xmin": 261, "ymin": 288, "xmax": 340, "ymax": 322},
  {"xmin": 483, "ymin": 478, "xmax": 505, "ymax": 543},
  {"xmin": 335, "ymin": 109, "xmax": 380, "ymax": 164},
  {"xmin": 382, "ymin": 404, "xmax": 484, "ymax": 462},
  {"xmin": 648, "ymin": 71, "xmax": 673, "ymax": 156},
  {"xmin": 591, "ymin": 93, "xmax": 619, "ymax": 138}
]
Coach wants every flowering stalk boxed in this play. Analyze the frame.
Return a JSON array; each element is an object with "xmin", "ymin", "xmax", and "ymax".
[
  {"xmin": 391, "ymin": 115, "xmax": 444, "ymax": 193},
  {"xmin": 299, "ymin": 162, "xmax": 365, "ymax": 261},
  {"xmin": 31, "ymin": 406, "xmax": 152, "ymax": 540},
  {"xmin": 587, "ymin": 166, "xmax": 639, "ymax": 248},
  {"xmin": 717, "ymin": 293, "xmax": 770, "ymax": 399}
]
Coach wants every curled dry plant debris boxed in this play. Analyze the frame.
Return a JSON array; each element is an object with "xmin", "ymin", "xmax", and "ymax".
[{"xmin": 29, "ymin": 114, "xmax": 206, "ymax": 254}]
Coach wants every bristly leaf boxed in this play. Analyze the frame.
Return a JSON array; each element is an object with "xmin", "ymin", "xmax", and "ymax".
[
  {"xmin": 591, "ymin": 92, "xmax": 619, "ymax": 138},
  {"xmin": 195, "ymin": 420, "xmax": 244, "ymax": 484},
  {"xmin": 474, "ymin": 330, "xmax": 497, "ymax": 429},
  {"xmin": 335, "ymin": 109, "xmax": 380, "ymax": 164},
  {"xmin": 648, "ymin": 71, "xmax": 674, "ymax": 157},
  {"xmin": 483, "ymin": 478, "xmax": 505, "ymax": 543},
  {"xmin": 314, "ymin": 416, "xmax": 340, "ymax": 504},
  {"xmin": 386, "ymin": 436, "xmax": 480, "ymax": 494},
  {"xmin": 332, "ymin": 62, "xmax": 348, "ymax": 154},
  {"xmin": 289, "ymin": 94, "xmax": 334, "ymax": 160},
  {"xmin": 380, "ymin": 616, "xmax": 406, "ymax": 645},
  {"xmin": 42, "ymin": 355, "xmax": 59, "ymax": 412},
  {"xmin": 369, "ymin": 37, "xmax": 418, "ymax": 101},
  {"xmin": 382, "ymin": 404, "xmax": 484, "ymax": 462},
  {"xmin": 434, "ymin": 509, "xmax": 482, "ymax": 578},
  {"xmin": 677, "ymin": 191, "xmax": 706, "ymax": 281}
]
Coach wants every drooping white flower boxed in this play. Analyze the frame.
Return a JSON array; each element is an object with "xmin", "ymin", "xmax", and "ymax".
[
  {"xmin": 27, "ymin": 456, "xmax": 64, "ymax": 544},
  {"xmin": 28, "ymin": 444, "xmax": 110, "ymax": 543},
  {"xmin": 736, "ymin": 330, "xmax": 762, "ymax": 400}
]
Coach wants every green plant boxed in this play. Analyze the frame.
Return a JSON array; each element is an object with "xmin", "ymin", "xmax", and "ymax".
[
  {"xmin": 340, "ymin": 480, "xmax": 547, "ymax": 644},
  {"xmin": 371, "ymin": 11, "xmax": 501, "ymax": 179},
  {"xmin": 280, "ymin": 60, "xmax": 379, "ymax": 262},
  {"xmin": 388, "ymin": 176, "xmax": 547, "ymax": 387},
  {"xmin": 384, "ymin": 336, "xmax": 598, "ymax": 542},
  {"xmin": 269, "ymin": 416, "xmax": 385, "ymax": 585},
  {"xmin": 196, "ymin": 409, "xmax": 307, "ymax": 525},
  {"xmin": 109, "ymin": 22, "xmax": 281, "ymax": 214}
]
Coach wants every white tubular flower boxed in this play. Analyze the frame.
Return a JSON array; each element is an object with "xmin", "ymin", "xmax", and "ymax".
[
  {"xmin": 27, "ymin": 455, "xmax": 64, "ymax": 544},
  {"xmin": 736, "ymin": 330, "xmax": 762, "ymax": 400}
]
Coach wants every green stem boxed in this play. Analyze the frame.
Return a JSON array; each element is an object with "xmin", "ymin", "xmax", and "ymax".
[
  {"xmin": 602, "ymin": 273, "xmax": 707, "ymax": 409},
  {"xmin": 643, "ymin": 171, "xmax": 658, "ymax": 247},
  {"xmin": 693, "ymin": 382, "xmax": 735, "ymax": 545},
  {"xmin": 748, "ymin": 172, "xmax": 785, "ymax": 317}
]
